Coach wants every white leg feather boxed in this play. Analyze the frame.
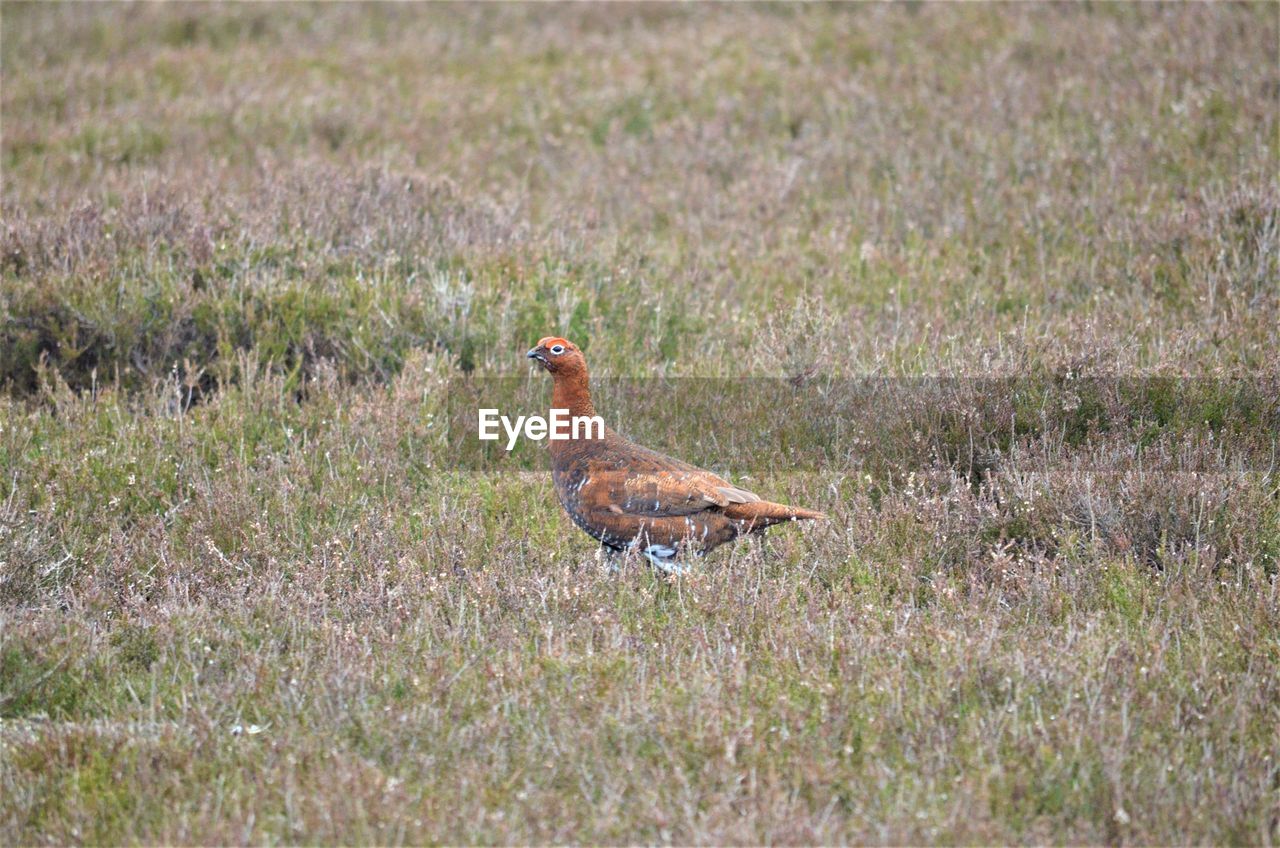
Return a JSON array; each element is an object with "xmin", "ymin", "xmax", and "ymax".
[{"xmin": 642, "ymin": 545, "xmax": 692, "ymax": 575}]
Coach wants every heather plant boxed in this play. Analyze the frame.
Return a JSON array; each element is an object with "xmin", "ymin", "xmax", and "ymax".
[{"xmin": 2, "ymin": 3, "xmax": 1278, "ymax": 843}]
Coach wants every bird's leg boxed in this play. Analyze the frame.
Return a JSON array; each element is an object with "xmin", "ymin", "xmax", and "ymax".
[
  {"xmin": 597, "ymin": 545, "xmax": 624, "ymax": 575},
  {"xmin": 640, "ymin": 544, "xmax": 696, "ymax": 576}
]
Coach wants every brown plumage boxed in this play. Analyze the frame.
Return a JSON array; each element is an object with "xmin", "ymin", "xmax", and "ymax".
[{"xmin": 527, "ymin": 336, "xmax": 824, "ymax": 572}]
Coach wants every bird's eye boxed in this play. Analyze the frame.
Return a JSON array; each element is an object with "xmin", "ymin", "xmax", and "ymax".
[{"xmin": 550, "ymin": 344, "xmax": 565, "ymax": 355}]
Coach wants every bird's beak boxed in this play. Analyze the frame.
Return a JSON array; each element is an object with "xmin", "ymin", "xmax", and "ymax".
[{"xmin": 527, "ymin": 347, "xmax": 548, "ymax": 366}]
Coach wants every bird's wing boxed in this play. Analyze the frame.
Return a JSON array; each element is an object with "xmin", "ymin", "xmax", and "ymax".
[{"xmin": 581, "ymin": 447, "xmax": 761, "ymax": 518}]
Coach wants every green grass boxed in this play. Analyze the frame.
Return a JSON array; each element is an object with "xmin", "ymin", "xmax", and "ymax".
[{"xmin": 2, "ymin": 2, "xmax": 1279, "ymax": 843}]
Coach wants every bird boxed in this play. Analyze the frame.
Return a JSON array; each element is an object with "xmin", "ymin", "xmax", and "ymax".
[{"xmin": 526, "ymin": 336, "xmax": 825, "ymax": 573}]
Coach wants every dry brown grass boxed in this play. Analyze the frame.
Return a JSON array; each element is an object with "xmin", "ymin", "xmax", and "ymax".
[{"xmin": 2, "ymin": 3, "xmax": 1278, "ymax": 844}]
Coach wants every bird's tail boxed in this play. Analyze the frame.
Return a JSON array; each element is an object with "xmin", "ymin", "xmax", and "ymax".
[{"xmin": 724, "ymin": 499, "xmax": 826, "ymax": 530}]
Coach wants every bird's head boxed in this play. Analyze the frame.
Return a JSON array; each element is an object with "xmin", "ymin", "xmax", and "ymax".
[{"xmin": 526, "ymin": 336, "xmax": 586, "ymax": 377}]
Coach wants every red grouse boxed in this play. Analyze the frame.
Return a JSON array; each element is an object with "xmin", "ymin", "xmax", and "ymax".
[{"xmin": 526, "ymin": 336, "xmax": 824, "ymax": 572}]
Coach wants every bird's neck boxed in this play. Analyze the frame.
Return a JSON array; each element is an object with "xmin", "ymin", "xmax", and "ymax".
[{"xmin": 551, "ymin": 370, "xmax": 596, "ymax": 419}]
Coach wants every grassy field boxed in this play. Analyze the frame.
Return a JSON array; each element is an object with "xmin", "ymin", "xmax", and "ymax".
[{"xmin": 2, "ymin": 3, "xmax": 1279, "ymax": 843}]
